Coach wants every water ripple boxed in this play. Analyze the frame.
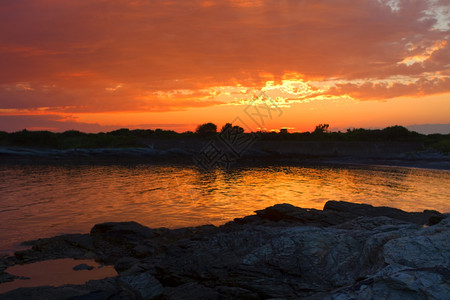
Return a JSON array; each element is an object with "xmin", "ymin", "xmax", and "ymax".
[{"xmin": 0, "ymin": 164, "xmax": 449, "ymax": 255}]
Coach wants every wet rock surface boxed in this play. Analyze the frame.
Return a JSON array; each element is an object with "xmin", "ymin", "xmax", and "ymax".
[{"xmin": 0, "ymin": 201, "xmax": 449, "ymax": 299}]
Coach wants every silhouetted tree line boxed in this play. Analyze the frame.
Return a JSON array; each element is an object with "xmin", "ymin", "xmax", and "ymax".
[{"xmin": 0, "ymin": 123, "xmax": 448, "ymax": 153}]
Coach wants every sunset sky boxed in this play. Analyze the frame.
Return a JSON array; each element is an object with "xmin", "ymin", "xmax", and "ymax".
[{"xmin": 0, "ymin": 0, "xmax": 449, "ymax": 133}]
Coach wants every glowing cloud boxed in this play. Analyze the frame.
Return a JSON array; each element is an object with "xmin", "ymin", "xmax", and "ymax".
[{"xmin": 0, "ymin": 0, "xmax": 449, "ymax": 132}]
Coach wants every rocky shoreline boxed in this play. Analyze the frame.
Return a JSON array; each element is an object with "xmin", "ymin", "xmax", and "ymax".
[
  {"xmin": 1, "ymin": 145, "xmax": 449, "ymax": 172},
  {"xmin": 0, "ymin": 201, "xmax": 449, "ymax": 299}
]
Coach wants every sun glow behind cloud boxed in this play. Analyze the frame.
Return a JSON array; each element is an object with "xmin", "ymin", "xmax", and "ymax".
[{"xmin": 399, "ymin": 40, "xmax": 448, "ymax": 66}]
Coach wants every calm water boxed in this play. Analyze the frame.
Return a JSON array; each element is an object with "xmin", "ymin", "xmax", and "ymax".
[{"xmin": 0, "ymin": 163, "xmax": 449, "ymax": 254}]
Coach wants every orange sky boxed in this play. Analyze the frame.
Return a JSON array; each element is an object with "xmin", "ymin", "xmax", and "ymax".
[{"xmin": 0, "ymin": 0, "xmax": 449, "ymax": 133}]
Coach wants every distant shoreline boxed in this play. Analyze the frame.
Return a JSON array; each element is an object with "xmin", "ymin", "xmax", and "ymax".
[{"xmin": 1, "ymin": 144, "xmax": 449, "ymax": 171}]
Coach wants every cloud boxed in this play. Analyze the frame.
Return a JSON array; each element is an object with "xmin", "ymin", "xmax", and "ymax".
[
  {"xmin": 327, "ymin": 75, "xmax": 450, "ymax": 100},
  {"xmin": 406, "ymin": 123, "xmax": 450, "ymax": 134},
  {"xmin": 0, "ymin": 114, "xmax": 192, "ymax": 133},
  {"xmin": 0, "ymin": 0, "xmax": 449, "ymax": 116},
  {"xmin": 0, "ymin": 114, "xmax": 112, "ymax": 132}
]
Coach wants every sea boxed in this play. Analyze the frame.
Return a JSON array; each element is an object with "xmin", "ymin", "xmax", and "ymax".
[{"xmin": 0, "ymin": 162, "xmax": 449, "ymax": 255}]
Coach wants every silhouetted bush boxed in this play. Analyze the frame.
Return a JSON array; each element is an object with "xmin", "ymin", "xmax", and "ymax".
[
  {"xmin": 221, "ymin": 123, "xmax": 244, "ymax": 134},
  {"xmin": 196, "ymin": 123, "xmax": 217, "ymax": 136},
  {"xmin": 430, "ymin": 139, "xmax": 450, "ymax": 154},
  {"xmin": 154, "ymin": 129, "xmax": 179, "ymax": 138},
  {"xmin": 9, "ymin": 130, "xmax": 59, "ymax": 148},
  {"xmin": 380, "ymin": 125, "xmax": 417, "ymax": 140},
  {"xmin": 60, "ymin": 130, "xmax": 87, "ymax": 138},
  {"xmin": 0, "ymin": 131, "xmax": 8, "ymax": 146},
  {"xmin": 59, "ymin": 136, "xmax": 98, "ymax": 149},
  {"xmin": 130, "ymin": 129, "xmax": 155, "ymax": 138},
  {"xmin": 313, "ymin": 124, "xmax": 329, "ymax": 134},
  {"xmin": 108, "ymin": 128, "xmax": 131, "ymax": 136},
  {"xmin": 0, "ymin": 125, "xmax": 447, "ymax": 151}
]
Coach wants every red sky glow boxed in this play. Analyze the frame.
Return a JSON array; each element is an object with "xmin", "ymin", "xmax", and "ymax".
[{"xmin": 1, "ymin": 0, "xmax": 449, "ymax": 133}]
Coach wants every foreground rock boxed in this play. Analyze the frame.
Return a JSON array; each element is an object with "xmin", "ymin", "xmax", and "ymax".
[{"xmin": 0, "ymin": 201, "xmax": 448, "ymax": 299}]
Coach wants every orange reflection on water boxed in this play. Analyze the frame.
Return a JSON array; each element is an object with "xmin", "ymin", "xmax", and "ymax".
[
  {"xmin": 0, "ymin": 259, "xmax": 117, "ymax": 294},
  {"xmin": 0, "ymin": 164, "xmax": 449, "ymax": 255}
]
